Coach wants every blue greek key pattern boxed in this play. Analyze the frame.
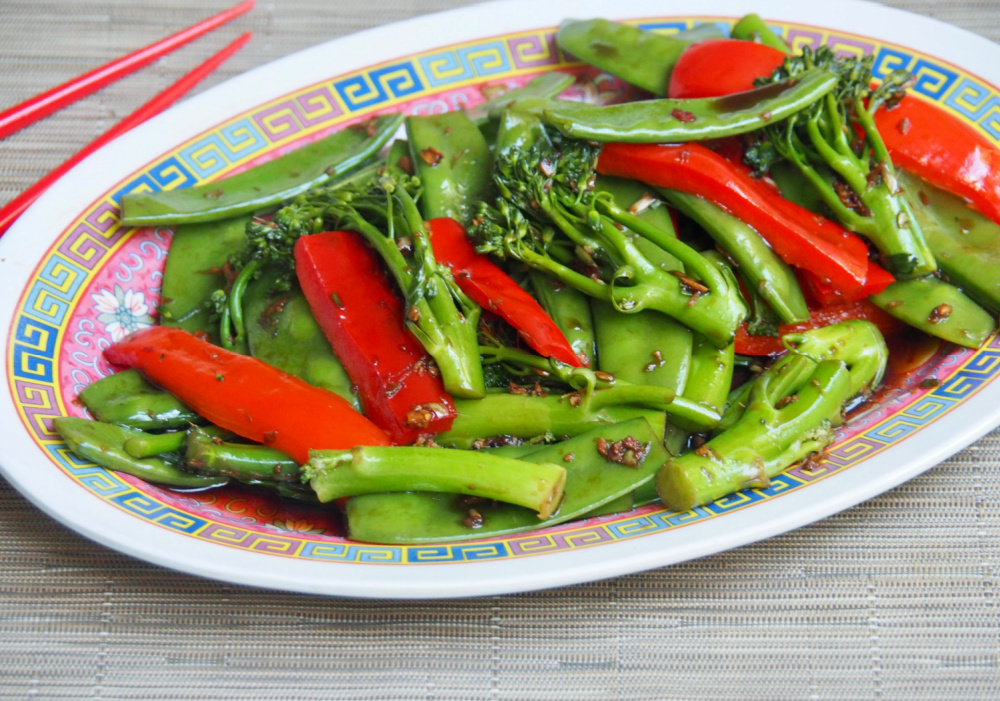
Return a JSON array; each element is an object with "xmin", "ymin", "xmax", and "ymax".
[
  {"xmin": 419, "ymin": 41, "xmax": 510, "ymax": 87},
  {"xmin": 335, "ymin": 62, "xmax": 424, "ymax": 111}
]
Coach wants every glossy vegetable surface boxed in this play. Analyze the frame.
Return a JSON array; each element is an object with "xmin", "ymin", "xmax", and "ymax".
[
  {"xmin": 121, "ymin": 114, "xmax": 402, "ymax": 226},
  {"xmin": 597, "ymin": 142, "xmax": 870, "ymax": 295},
  {"xmin": 104, "ymin": 326, "xmax": 391, "ymax": 464},
  {"xmin": 294, "ymin": 230, "xmax": 456, "ymax": 444}
]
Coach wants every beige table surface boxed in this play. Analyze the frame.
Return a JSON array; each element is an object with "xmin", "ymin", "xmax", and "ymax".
[{"xmin": 2, "ymin": 1, "xmax": 1000, "ymax": 699}]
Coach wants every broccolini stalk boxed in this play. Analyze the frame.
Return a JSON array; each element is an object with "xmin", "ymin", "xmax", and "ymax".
[
  {"xmin": 304, "ymin": 446, "xmax": 567, "ymax": 519},
  {"xmin": 221, "ymin": 170, "xmax": 485, "ymax": 398},
  {"xmin": 657, "ymin": 355, "xmax": 852, "ymax": 512},
  {"xmin": 746, "ymin": 46, "xmax": 936, "ymax": 278},
  {"xmin": 472, "ymin": 110, "xmax": 746, "ymax": 347}
]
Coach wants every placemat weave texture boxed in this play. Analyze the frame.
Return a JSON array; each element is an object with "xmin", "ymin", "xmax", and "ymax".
[{"xmin": 2, "ymin": 1, "xmax": 1000, "ymax": 699}]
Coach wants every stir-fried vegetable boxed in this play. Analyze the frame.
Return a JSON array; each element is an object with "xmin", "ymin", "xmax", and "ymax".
[{"xmin": 54, "ymin": 13, "xmax": 1000, "ymax": 547}]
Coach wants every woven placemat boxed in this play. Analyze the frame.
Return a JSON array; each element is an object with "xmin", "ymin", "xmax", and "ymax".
[{"xmin": 2, "ymin": 1, "xmax": 999, "ymax": 699}]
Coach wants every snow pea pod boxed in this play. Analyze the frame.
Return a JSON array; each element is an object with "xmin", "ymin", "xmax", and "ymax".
[
  {"xmin": 345, "ymin": 418, "xmax": 666, "ymax": 544},
  {"xmin": 158, "ymin": 214, "xmax": 249, "ymax": 347},
  {"xmin": 121, "ymin": 113, "xmax": 403, "ymax": 226},
  {"xmin": 659, "ymin": 188, "xmax": 809, "ymax": 324},
  {"xmin": 514, "ymin": 67, "xmax": 838, "ymax": 143},
  {"xmin": 437, "ymin": 393, "xmax": 665, "ymax": 449},
  {"xmin": 528, "ymin": 271, "xmax": 596, "ymax": 368},
  {"xmin": 899, "ymin": 170, "xmax": 1000, "ymax": 314},
  {"xmin": 53, "ymin": 418, "xmax": 226, "ymax": 490},
  {"xmin": 79, "ymin": 369, "xmax": 202, "ymax": 430},
  {"xmin": 870, "ymin": 278, "xmax": 995, "ymax": 349},
  {"xmin": 243, "ymin": 268, "xmax": 360, "ymax": 411},
  {"xmin": 592, "ymin": 299, "xmax": 691, "ymax": 394},
  {"xmin": 556, "ymin": 18, "xmax": 693, "ymax": 96},
  {"xmin": 406, "ymin": 111, "xmax": 493, "ymax": 227}
]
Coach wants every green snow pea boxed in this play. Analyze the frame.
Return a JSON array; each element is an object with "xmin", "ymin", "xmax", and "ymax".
[
  {"xmin": 659, "ymin": 188, "xmax": 809, "ymax": 324},
  {"xmin": 158, "ymin": 214, "xmax": 249, "ymax": 347},
  {"xmin": 79, "ymin": 369, "xmax": 201, "ymax": 430},
  {"xmin": 121, "ymin": 114, "xmax": 403, "ymax": 226},
  {"xmin": 591, "ymin": 299, "xmax": 691, "ymax": 393},
  {"xmin": 406, "ymin": 111, "xmax": 494, "ymax": 227},
  {"xmin": 345, "ymin": 418, "xmax": 666, "ymax": 543},
  {"xmin": 529, "ymin": 271, "xmax": 597, "ymax": 368},
  {"xmin": 556, "ymin": 18, "xmax": 692, "ymax": 96},
  {"xmin": 899, "ymin": 170, "xmax": 1000, "ymax": 314},
  {"xmin": 242, "ymin": 268, "xmax": 360, "ymax": 410},
  {"xmin": 870, "ymin": 278, "xmax": 995, "ymax": 349},
  {"xmin": 436, "ymin": 393, "xmax": 666, "ymax": 449},
  {"xmin": 54, "ymin": 418, "xmax": 226, "ymax": 490},
  {"xmin": 514, "ymin": 67, "xmax": 838, "ymax": 143}
]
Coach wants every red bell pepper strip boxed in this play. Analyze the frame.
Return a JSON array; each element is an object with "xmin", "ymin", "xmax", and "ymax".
[
  {"xmin": 799, "ymin": 260, "xmax": 895, "ymax": 306},
  {"xmin": 294, "ymin": 231, "xmax": 456, "ymax": 445},
  {"xmin": 597, "ymin": 142, "xmax": 871, "ymax": 295},
  {"xmin": 427, "ymin": 217, "xmax": 583, "ymax": 367},
  {"xmin": 875, "ymin": 95, "xmax": 1000, "ymax": 227},
  {"xmin": 735, "ymin": 299, "xmax": 904, "ymax": 355},
  {"xmin": 104, "ymin": 326, "xmax": 390, "ymax": 464},
  {"xmin": 668, "ymin": 39, "xmax": 787, "ymax": 99}
]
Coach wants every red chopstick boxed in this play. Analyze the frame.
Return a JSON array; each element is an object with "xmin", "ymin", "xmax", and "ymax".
[
  {"xmin": 0, "ymin": 32, "xmax": 252, "ymax": 237},
  {"xmin": 0, "ymin": 0, "xmax": 254, "ymax": 141}
]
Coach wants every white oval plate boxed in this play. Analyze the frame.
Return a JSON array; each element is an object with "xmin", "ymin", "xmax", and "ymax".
[{"xmin": 2, "ymin": 0, "xmax": 1000, "ymax": 598}]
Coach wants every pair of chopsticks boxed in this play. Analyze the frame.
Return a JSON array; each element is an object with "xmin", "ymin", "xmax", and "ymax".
[{"xmin": 0, "ymin": 1, "xmax": 256, "ymax": 236}]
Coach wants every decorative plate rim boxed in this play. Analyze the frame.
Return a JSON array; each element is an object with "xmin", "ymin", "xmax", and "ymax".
[{"xmin": 2, "ymin": 0, "xmax": 1000, "ymax": 598}]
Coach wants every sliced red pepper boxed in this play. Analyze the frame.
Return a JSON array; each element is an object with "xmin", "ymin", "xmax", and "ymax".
[
  {"xmin": 427, "ymin": 217, "xmax": 583, "ymax": 367},
  {"xmin": 597, "ymin": 142, "xmax": 870, "ymax": 295},
  {"xmin": 668, "ymin": 39, "xmax": 787, "ymax": 99},
  {"xmin": 104, "ymin": 326, "xmax": 390, "ymax": 464},
  {"xmin": 294, "ymin": 231, "xmax": 455, "ymax": 445},
  {"xmin": 799, "ymin": 259, "xmax": 895, "ymax": 306},
  {"xmin": 735, "ymin": 299, "xmax": 904, "ymax": 355},
  {"xmin": 875, "ymin": 95, "xmax": 1000, "ymax": 227}
]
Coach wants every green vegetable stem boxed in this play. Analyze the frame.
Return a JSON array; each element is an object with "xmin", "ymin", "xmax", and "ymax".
[
  {"xmin": 472, "ymin": 110, "xmax": 746, "ymax": 348},
  {"xmin": 345, "ymin": 418, "xmax": 666, "ymax": 543},
  {"xmin": 745, "ymin": 47, "xmax": 936, "ymax": 277},
  {"xmin": 657, "ymin": 355, "xmax": 851, "ymax": 512},
  {"xmin": 54, "ymin": 418, "xmax": 226, "ymax": 490},
  {"xmin": 304, "ymin": 446, "xmax": 567, "ymax": 519},
  {"xmin": 730, "ymin": 13, "xmax": 792, "ymax": 53},
  {"xmin": 123, "ymin": 425, "xmax": 230, "ymax": 460},
  {"xmin": 659, "ymin": 187, "xmax": 809, "ymax": 325},
  {"xmin": 185, "ymin": 429, "xmax": 300, "ymax": 483}
]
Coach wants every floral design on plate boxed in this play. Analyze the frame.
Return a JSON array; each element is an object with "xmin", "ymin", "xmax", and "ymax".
[{"xmin": 91, "ymin": 284, "xmax": 156, "ymax": 342}]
